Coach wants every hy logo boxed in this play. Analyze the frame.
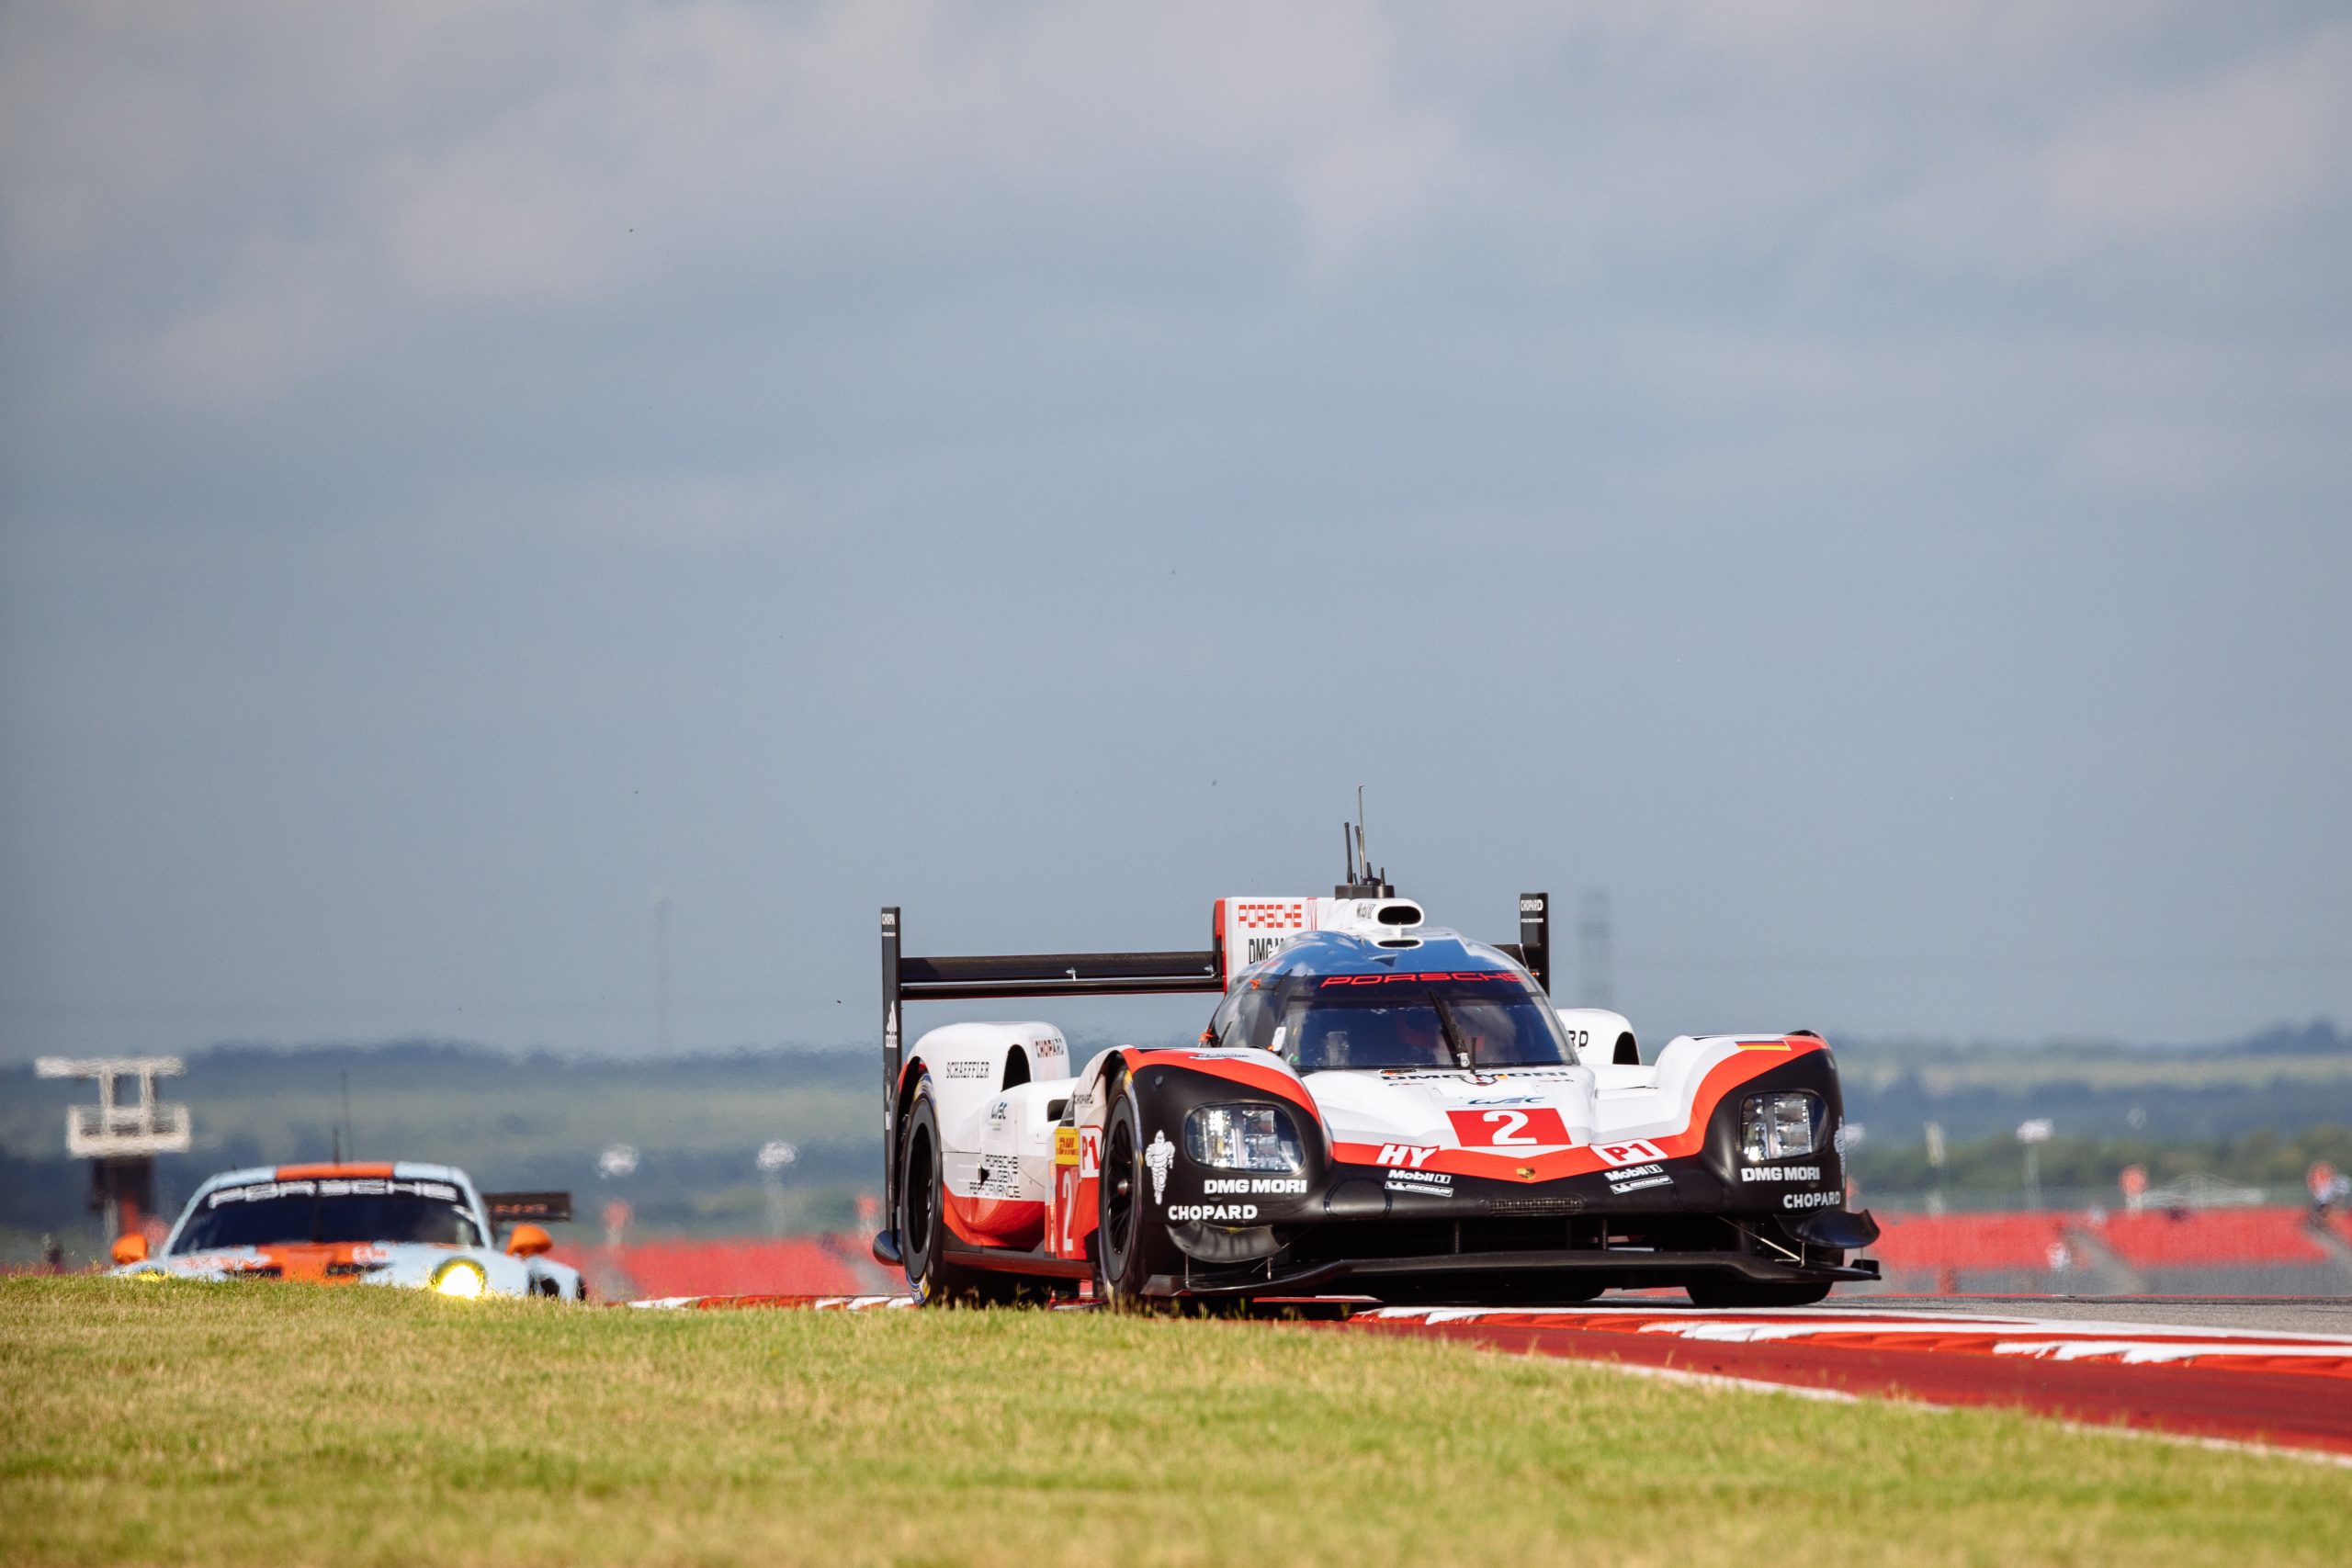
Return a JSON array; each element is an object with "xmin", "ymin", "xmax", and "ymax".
[{"xmin": 1145, "ymin": 1130, "xmax": 1176, "ymax": 1203}]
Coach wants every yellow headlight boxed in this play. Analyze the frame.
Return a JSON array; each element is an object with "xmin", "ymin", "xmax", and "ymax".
[{"xmin": 432, "ymin": 1260, "xmax": 487, "ymax": 1300}]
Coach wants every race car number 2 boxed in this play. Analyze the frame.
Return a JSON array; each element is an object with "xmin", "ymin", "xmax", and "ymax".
[{"xmin": 1445, "ymin": 1107, "xmax": 1571, "ymax": 1147}]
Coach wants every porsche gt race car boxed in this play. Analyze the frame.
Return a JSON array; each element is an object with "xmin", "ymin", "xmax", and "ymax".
[
  {"xmin": 110, "ymin": 1161, "xmax": 584, "ymax": 1301},
  {"xmin": 872, "ymin": 884, "xmax": 1880, "ymax": 1308}
]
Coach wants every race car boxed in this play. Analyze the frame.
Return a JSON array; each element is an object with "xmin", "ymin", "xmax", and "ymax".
[
  {"xmin": 872, "ymin": 874, "xmax": 1880, "ymax": 1308},
  {"xmin": 109, "ymin": 1160, "xmax": 584, "ymax": 1301}
]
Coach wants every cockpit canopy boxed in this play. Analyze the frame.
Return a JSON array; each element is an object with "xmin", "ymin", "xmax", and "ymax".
[{"xmin": 1210, "ymin": 942, "xmax": 1576, "ymax": 1071}]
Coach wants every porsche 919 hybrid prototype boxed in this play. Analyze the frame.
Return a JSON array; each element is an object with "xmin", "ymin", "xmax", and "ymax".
[
  {"xmin": 110, "ymin": 1161, "xmax": 584, "ymax": 1301},
  {"xmin": 873, "ymin": 874, "xmax": 1880, "ymax": 1308}
]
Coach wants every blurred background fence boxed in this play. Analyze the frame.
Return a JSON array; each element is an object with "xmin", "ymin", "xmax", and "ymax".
[{"xmin": 1862, "ymin": 1203, "xmax": 2352, "ymax": 1297}]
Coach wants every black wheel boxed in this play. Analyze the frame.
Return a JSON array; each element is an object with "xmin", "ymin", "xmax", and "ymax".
[
  {"xmin": 899, "ymin": 1075, "xmax": 1010, "ymax": 1306},
  {"xmin": 1092, "ymin": 1075, "xmax": 1170, "ymax": 1312},
  {"xmin": 1685, "ymin": 1279, "xmax": 1834, "ymax": 1309}
]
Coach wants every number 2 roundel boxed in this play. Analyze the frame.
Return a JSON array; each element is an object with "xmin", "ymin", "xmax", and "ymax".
[{"xmin": 1445, "ymin": 1107, "xmax": 1571, "ymax": 1147}]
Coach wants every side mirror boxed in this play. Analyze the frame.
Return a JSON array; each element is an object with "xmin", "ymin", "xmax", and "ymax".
[
  {"xmin": 505, "ymin": 1223, "xmax": 553, "ymax": 1258},
  {"xmin": 111, "ymin": 1234, "xmax": 150, "ymax": 1265}
]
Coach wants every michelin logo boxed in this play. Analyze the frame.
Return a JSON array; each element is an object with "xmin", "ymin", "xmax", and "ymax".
[{"xmin": 1145, "ymin": 1130, "xmax": 1175, "ymax": 1203}]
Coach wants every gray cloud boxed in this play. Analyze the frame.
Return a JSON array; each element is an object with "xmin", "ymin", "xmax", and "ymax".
[{"xmin": 2, "ymin": 1, "xmax": 2347, "ymax": 1058}]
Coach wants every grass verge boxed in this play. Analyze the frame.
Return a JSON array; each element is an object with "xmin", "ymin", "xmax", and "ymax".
[{"xmin": 4, "ymin": 1278, "xmax": 2347, "ymax": 1567}]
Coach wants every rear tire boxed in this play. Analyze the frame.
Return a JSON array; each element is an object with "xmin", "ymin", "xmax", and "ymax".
[
  {"xmin": 899, "ymin": 1075, "xmax": 1012, "ymax": 1306},
  {"xmin": 1685, "ymin": 1279, "xmax": 1834, "ymax": 1309}
]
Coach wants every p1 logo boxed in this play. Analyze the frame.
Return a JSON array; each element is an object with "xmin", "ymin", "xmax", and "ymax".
[
  {"xmin": 1593, "ymin": 1139, "xmax": 1666, "ymax": 1167},
  {"xmin": 1079, "ymin": 1127, "xmax": 1102, "ymax": 1179},
  {"xmin": 1446, "ymin": 1107, "xmax": 1571, "ymax": 1147}
]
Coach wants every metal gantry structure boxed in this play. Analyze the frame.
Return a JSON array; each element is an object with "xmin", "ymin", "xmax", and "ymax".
[{"xmin": 33, "ymin": 1056, "xmax": 193, "ymax": 1241}]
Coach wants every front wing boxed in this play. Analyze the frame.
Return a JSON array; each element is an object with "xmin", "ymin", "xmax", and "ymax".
[{"xmin": 1117, "ymin": 1048, "xmax": 1879, "ymax": 1300}]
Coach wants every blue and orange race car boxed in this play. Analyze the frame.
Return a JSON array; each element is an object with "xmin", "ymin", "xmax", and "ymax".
[{"xmin": 111, "ymin": 1161, "xmax": 583, "ymax": 1300}]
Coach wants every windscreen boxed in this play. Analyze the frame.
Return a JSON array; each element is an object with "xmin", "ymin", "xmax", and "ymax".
[
  {"xmin": 172, "ymin": 1177, "xmax": 483, "ymax": 1253},
  {"xmin": 1271, "ymin": 973, "xmax": 1576, "ymax": 1071}
]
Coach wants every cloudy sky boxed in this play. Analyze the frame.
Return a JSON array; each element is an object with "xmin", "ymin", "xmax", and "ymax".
[{"xmin": 2, "ymin": 2, "xmax": 2346, "ymax": 1060}]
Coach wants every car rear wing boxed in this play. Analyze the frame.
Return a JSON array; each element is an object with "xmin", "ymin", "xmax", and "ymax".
[
  {"xmin": 875, "ymin": 896, "xmax": 1549, "ymax": 1259},
  {"xmin": 482, "ymin": 1191, "xmax": 573, "ymax": 1224}
]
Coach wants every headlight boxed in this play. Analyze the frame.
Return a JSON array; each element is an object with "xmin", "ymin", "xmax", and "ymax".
[
  {"xmin": 431, "ymin": 1259, "xmax": 488, "ymax": 1300},
  {"xmin": 1183, "ymin": 1104, "xmax": 1304, "ymax": 1173},
  {"xmin": 1741, "ymin": 1092, "xmax": 1824, "ymax": 1162}
]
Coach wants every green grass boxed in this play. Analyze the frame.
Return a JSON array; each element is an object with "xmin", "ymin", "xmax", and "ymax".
[{"xmin": 3, "ymin": 1280, "xmax": 2347, "ymax": 1568}]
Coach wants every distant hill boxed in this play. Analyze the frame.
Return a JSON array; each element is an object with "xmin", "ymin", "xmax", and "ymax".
[
  {"xmin": 2, "ymin": 1040, "xmax": 876, "ymax": 1260},
  {"xmin": 6, "ymin": 1021, "xmax": 2344, "ymax": 1259}
]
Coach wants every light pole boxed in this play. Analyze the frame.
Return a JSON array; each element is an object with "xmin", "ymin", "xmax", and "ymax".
[
  {"xmin": 1924, "ymin": 1120, "xmax": 1947, "ymax": 1216},
  {"xmin": 653, "ymin": 891, "xmax": 672, "ymax": 1055},
  {"xmin": 2018, "ymin": 1118, "xmax": 2053, "ymax": 1209}
]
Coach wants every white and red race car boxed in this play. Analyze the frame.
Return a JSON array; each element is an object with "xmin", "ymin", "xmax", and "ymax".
[{"xmin": 873, "ymin": 879, "xmax": 1880, "ymax": 1308}]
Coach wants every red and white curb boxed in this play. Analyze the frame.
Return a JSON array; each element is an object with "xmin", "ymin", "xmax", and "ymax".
[
  {"xmin": 1344, "ymin": 1305, "xmax": 2352, "ymax": 1457},
  {"xmin": 1357, "ymin": 1305, "xmax": 2352, "ymax": 1379}
]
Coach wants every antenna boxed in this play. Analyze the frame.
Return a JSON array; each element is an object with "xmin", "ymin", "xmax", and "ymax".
[
  {"xmin": 1336, "ymin": 788, "xmax": 1395, "ymax": 898},
  {"xmin": 1356, "ymin": 784, "xmax": 1367, "ymax": 878},
  {"xmin": 341, "ymin": 1068, "xmax": 354, "ymax": 1164}
]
